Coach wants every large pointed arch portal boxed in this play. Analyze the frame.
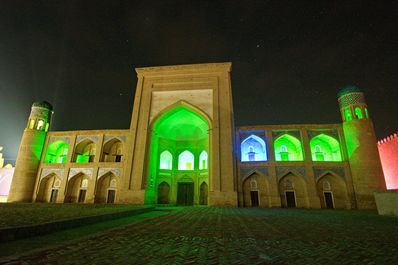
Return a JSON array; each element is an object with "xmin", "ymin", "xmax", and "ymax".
[
  {"xmin": 145, "ymin": 103, "xmax": 209, "ymax": 205},
  {"xmin": 124, "ymin": 63, "xmax": 237, "ymax": 206}
]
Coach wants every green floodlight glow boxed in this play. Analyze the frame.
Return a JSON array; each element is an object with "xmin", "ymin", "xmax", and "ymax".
[
  {"xmin": 44, "ymin": 140, "xmax": 69, "ymax": 163},
  {"xmin": 310, "ymin": 134, "xmax": 342, "ymax": 162},
  {"xmin": 345, "ymin": 109, "xmax": 352, "ymax": 121},
  {"xmin": 145, "ymin": 105, "xmax": 209, "ymax": 204},
  {"xmin": 73, "ymin": 140, "xmax": 96, "ymax": 163},
  {"xmin": 355, "ymin": 107, "xmax": 363, "ymax": 119},
  {"xmin": 274, "ymin": 134, "xmax": 304, "ymax": 161},
  {"xmin": 365, "ymin": 108, "xmax": 369, "ymax": 118}
]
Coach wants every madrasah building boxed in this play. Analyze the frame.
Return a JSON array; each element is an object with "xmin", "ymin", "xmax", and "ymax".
[{"xmin": 7, "ymin": 63, "xmax": 387, "ymax": 209}]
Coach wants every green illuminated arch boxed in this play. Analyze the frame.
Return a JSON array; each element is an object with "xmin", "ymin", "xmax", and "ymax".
[
  {"xmin": 44, "ymin": 140, "xmax": 69, "ymax": 164},
  {"xmin": 310, "ymin": 134, "xmax": 342, "ymax": 162},
  {"xmin": 364, "ymin": 108, "xmax": 369, "ymax": 118},
  {"xmin": 145, "ymin": 102, "xmax": 210, "ymax": 204},
  {"xmin": 73, "ymin": 139, "xmax": 96, "ymax": 163},
  {"xmin": 274, "ymin": 134, "xmax": 304, "ymax": 161},
  {"xmin": 345, "ymin": 109, "xmax": 352, "ymax": 121},
  {"xmin": 355, "ymin": 107, "xmax": 363, "ymax": 119}
]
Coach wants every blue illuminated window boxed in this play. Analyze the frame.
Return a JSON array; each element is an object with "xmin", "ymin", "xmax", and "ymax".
[{"xmin": 240, "ymin": 135, "xmax": 267, "ymax": 162}]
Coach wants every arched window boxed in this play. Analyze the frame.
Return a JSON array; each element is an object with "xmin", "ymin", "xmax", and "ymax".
[
  {"xmin": 45, "ymin": 123, "xmax": 50, "ymax": 132},
  {"xmin": 355, "ymin": 107, "xmax": 363, "ymax": 119},
  {"xmin": 310, "ymin": 134, "xmax": 342, "ymax": 162},
  {"xmin": 160, "ymin": 150, "xmax": 173, "ymax": 170},
  {"xmin": 364, "ymin": 108, "xmax": 369, "ymax": 118},
  {"xmin": 44, "ymin": 140, "xmax": 69, "ymax": 164},
  {"xmin": 345, "ymin": 109, "xmax": 352, "ymax": 121},
  {"xmin": 199, "ymin": 150, "xmax": 208, "ymax": 170},
  {"xmin": 274, "ymin": 134, "xmax": 304, "ymax": 161},
  {"xmin": 37, "ymin": 120, "xmax": 45, "ymax": 130},
  {"xmin": 240, "ymin": 134, "xmax": 267, "ymax": 162},
  {"xmin": 28, "ymin": 119, "xmax": 35, "ymax": 129},
  {"xmin": 178, "ymin": 150, "xmax": 194, "ymax": 170}
]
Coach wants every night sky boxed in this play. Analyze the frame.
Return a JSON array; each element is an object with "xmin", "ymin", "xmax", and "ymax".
[{"xmin": 1, "ymin": 1, "xmax": 397, "ymax": 164}]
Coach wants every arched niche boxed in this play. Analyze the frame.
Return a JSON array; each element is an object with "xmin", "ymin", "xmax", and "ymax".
[
  {"xmin": 178, "ymin": 150, "xmax": 195, "ymax": 170},
  {"xmin": 44, "ymin": 140, "xmax": 69, "ymax": 164},
  {"xmin": 101, "ymin": 138, "xmax": 123, "ymax": 162},
  {"xmin": 199, "ymin": 150, "xmax": 208, "ymax": 170},
  {"xmin": 95, "ymin": 172, "xmax": 117, "ymax": 203},
  {"xmin": 310, "ymin": 134, "xmax": 342, "ymax": 162},
  {"xmin": 159, "ymin": 150, "xmax": 173, "ymax": 170},
  {"xmin": 36, "ymin": 174, "xmax": 61, "ymax": 202},
  {"xmin": 73, "ymin": 139, "xmax": 96, "ymax": 163},
  {"xmin": 274, "ymin": 134, "xmax": 304, "ymax": 161},
  {"xmin": 241, "ymin": 135, "xmax": 267, "ymax": 162}
]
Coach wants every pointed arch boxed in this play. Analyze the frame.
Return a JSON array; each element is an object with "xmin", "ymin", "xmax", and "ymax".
[
  {"xmin": 199, "ymin": 150, "xmax": 208, "ymax": 170},
  {"xmin": 95, "ymin": 172, "xmax": 118, "ymax": 203},
  {"xmin": 150, "ymin": 100, "xmax": 212, "ymax": 130},
  {"xmin": 310, "ymin": 134, "xmax": 342, "ymax": 162},
  {"xmin": 36, "ymin": 173, "xmax": 61, "ymax": 202},
  {"xmin": 157, "ymin": 181, "xmax": 170, "ymax": 204},
  {"xmin": 44, "ymin": 140, "xmax": 69, "ymax": 164},
  {"xmin": 199, "ymin": 182, "xmax": 208, "ymax": 205},
  {"xmin": 64, "ymin": 173, "xmax": 89, "ymax": 203},
  {"xmin": 278, "ymin": 172, "xmax": 308, "ymax": 208},
  {"xmin": 178, "ymin": 150, "xmax": 195, "ymax": 170},
  {"xmin": 145, "ymin": 100, "xmax": 210, "ymax": 205},
  {"xmin": 159, "ymin": 150, "xmax": 173, "ymax": 170},
  {"xmin": 73, "ymin": 139, "xmax": 96, "ymax": 163},
  {"xmin": 101, "ymin": 138, "xmax": 123, "ymax": 162},
  {"xmin": 316, "ymin": 173, "xmax": 349, "ymax": 209},
  {"xmin": 241, "ymin": 135, "xmax": 267, "ymax": 162},
  {"xmin": 274, "ymin": 134, "xmax": 304, "ymax": 161}
]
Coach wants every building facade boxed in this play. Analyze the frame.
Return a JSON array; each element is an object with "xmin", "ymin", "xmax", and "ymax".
[{"xmin": 7, "ymin": 63, "xmax": 386, "ymax": 209}]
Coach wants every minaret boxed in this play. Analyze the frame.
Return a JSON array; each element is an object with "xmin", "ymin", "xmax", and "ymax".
[
  {"xmin": 338, "ymin": 86, "xmax": 386, "ymax": 209},
  {"xmin": 7, "ymin": 101, "xmax": 53, "ymax": 202}
]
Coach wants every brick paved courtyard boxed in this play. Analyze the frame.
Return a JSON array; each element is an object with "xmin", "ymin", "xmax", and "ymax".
[{"xmin": 2, "ymin": 207, "xmax": 398, "ymax": 264}]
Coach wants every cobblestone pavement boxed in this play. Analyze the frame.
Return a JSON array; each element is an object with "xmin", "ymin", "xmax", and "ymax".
[{"xmin": 2, "ymin": 207, "xmax": 398, "ymax": 264}]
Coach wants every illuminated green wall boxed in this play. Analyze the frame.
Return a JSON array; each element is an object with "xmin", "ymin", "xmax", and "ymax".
[
  {"xmin": 44, "ymin": 140, "xmax": 69, "ymax": 163},
  {"xmin": 274, "ymin": 134, "xmax": 304, "ymax": 161},
  {"xmin": 310, "ymin": 134, "xmax": 342, "ymax": 162},
  {"xmin": 145, "ymin": 105, "xmax": 209, "ymax": 204}
]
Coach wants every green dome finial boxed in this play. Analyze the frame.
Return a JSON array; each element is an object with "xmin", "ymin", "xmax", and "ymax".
[
  {"xmin": 337, "ymin": 86, "xmax": 362, "ymax": 98},
  {"xmin": 32, "ymin": 101, "xmax": 53, "ymax": 111}
]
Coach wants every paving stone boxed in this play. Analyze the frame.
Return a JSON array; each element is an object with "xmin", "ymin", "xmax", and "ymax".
[{"xmin": 1, "ymin": 208, "xmax": 398, "ymax": 264}]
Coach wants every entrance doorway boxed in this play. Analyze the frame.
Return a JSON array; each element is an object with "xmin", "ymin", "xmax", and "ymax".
[
  {"xmin": 324, "ymin": 192, "xmax": 334, "ymax": 209},
  {"xmin": 250, "ymin": 191, "xmax": 259, "ymax": 207},
  {"xmin": 158, "ymin": 182, "xmax": 170, "ymax": 204},
  {"xmin": 107, "ymin": 190, "xmax": 116, "ymax": 203},
  {"xmin": 199, "ymin": 182, "xmax": 208, "ymax": 205},
  {"xmin": 177, "ymin": 183, "xmax": 194, "ymax": 205},
  {"xmin": 285, "ymin": 191, "xmax": 296, "ymax": 208}
]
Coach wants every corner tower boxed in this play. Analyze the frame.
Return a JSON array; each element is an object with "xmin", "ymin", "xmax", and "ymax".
[
  {"xmin": 8, "ymin": 101, "xmax": 53, "ymax": 202},
  {"xmin": 122, "ymin": 63, "xmax": 237, "ymax": 206},
  {"xmin": 338, "ymin": 86, "xmax": 386, "ymax": 209}
]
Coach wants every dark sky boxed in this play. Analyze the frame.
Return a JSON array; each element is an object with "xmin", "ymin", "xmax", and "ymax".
[{"xmin": 1, "ymin": 1, "xmax": 397, "ymax": 164}]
